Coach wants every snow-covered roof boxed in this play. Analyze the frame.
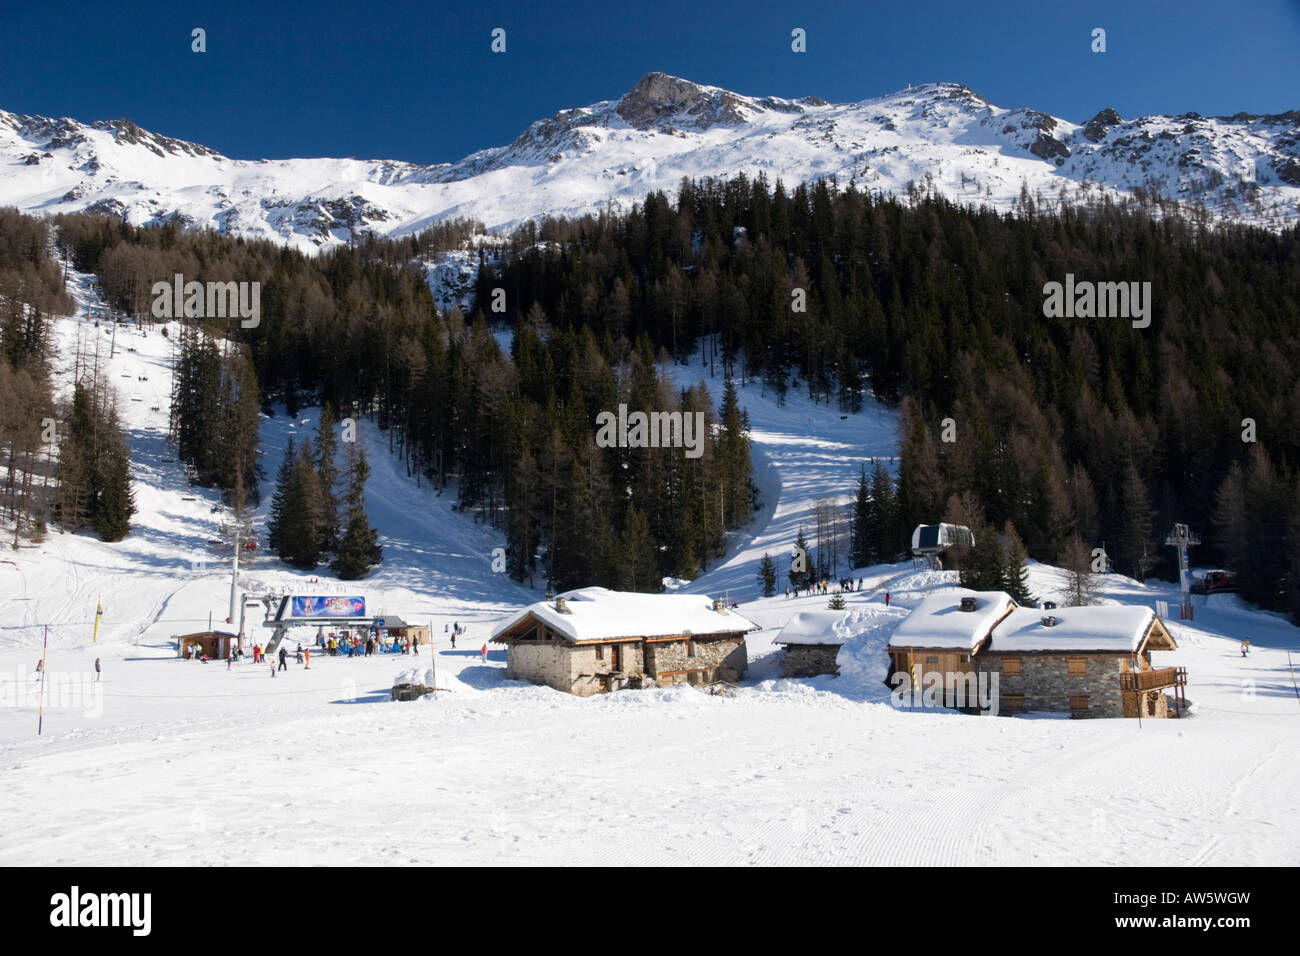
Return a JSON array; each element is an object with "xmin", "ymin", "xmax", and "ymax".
[
  {"xmin": 888, "ymin": 590, "xmax": 1016, "ymax": 650},
  {"xmin": 490, "ymin": 587, "xmax": 758, "ymax": 643},
  {"xmin": 985, "ymin": 605, "xmax": 1161, "ymax": 653},
  {"xmin": 775, "ymin": 610, "xmax": 848, "ymax": 645}
]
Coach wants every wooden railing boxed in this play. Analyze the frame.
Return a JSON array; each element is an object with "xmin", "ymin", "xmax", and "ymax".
[{"xmin": 1119, "ymin": 666, "xmax": 1187, "ymax": 692}]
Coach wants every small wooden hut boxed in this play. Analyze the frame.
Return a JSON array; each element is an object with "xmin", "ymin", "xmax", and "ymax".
[{"xmin": 176, "ymin": 628, "xmax": 238, "ymax": 660}]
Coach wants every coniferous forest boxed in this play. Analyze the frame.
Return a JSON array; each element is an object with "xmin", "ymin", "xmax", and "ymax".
[{"xmin": 4, "ymin": 174, "xmax": 1299, "ymax": 608}]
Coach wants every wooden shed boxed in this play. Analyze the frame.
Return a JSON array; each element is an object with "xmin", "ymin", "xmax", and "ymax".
[
  {"xmin": 176, "ymin": 628, "xmax": 238, "ymax": 660},
  {"xmin": 379, "ymin": 616, "xmax": 430, "ymax": 648}
]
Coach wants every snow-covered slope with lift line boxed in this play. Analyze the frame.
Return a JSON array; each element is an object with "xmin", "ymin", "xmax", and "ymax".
[{"xmin": 3, "ymin": 73, "xmax": 1298, "ymax": 254}]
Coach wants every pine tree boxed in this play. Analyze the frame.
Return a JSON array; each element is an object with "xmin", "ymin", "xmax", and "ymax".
[
  {"xmin": 276, "ymin": 444, "xmax": 324, "ymax": 569},
  {"xmin": 615, "ymin": 502, "xmax": 659, "ymax": 592},
  {"xmin": 267, "ymin": 436, "xmax": 296, "ymax": 555},
  {"xmin": 959, "ymin": 521, "xmax": 1003, "ymax": 592},
  {"xmin": 849, "ymin": 466, "xmax": 874, "ymax": 568},
  {"xmin": 1114, "ymin": 460, "xmax": 1154, "ymax": 581},
  {"xmin": 314, "ymin": 403, "xmax": 341, "ymax": 553},
  {"xmin": 789, "ymin": 527, "xmax": 812, "ymax": 589},
  {"xmin": 827, "ymin": 590, "xmax": 846, "ymax": 610},
  {"xmin": 331, "ymin": 439, "xmax": 381, "ymax": 579},
  {"xmin": 1058, "ymin": 533, "xmax": 1098, "ymax": 607},
  {"xmin": 757, "ymin": 552, "xmax": 777, "ymax": 597},
  {"xmin": 999, "ymin": 521, "xmax": 1035, "ymax": 606},
  {"xmin": 92, "ymin": 406, "xmax": 134, "ymax": 542},
  {"xmin": 55, "ymin": 382, "xmax": 94, "ymax": 531},
  {"xmin": 869, "ymin": 461, "xmax": 898, "ymax": 562}
]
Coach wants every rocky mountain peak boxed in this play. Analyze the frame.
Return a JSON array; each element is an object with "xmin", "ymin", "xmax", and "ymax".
[{"xmin": 616, "ymin": 72, "xmax": 763, "ymax": 130}]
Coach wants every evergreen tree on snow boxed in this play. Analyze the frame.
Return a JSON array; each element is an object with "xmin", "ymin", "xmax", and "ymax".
[
  {"xmin": 332, "ymin": 439, "xmax": 381, "ymax": 579},
  {"xmin": 789, "ymin": 527, "xmax": 812, "ymax": 589},
  {"xmin": 757, "ymin": 552, "xmax": 776, "ymax": 597},
  {"xmin": 314, "ymin": 403, "xmax": 341, "ymax": 553}
]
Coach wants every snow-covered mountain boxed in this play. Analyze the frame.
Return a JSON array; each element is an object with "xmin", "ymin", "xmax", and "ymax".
[{"xmin": 4, "ymin": 73, "xmax": 1299, "ymax": 252}]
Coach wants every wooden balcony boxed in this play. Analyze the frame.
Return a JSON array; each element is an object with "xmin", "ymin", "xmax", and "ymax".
[{"xmin": 1119, "ymin": 666, "xmax": 1187, "ymax": 693}]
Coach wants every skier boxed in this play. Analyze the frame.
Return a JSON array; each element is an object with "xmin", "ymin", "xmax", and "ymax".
[
  {"xmin": 295, "ymin": 643, "xmax": 304, "ymax": 664},
  {"xmin": 304, "ymin": 647, "xmax": 311, "ymax": 669},
  {"xmin": 94, "ymin": 657, "xmax": 101, "ymax": 682},
  {"xmin": 278, "ymin": 646, "xmax": 288, "ymax": 672},
  {"xmin": 227, "ymin": 650, "xmax": 233, "ymax": 671},
  {"xmin": 1241, "ymin": 638, "xmax": 1250, "ymax": 657},
  {"xmin": 451, "ymin": 629, "xmax": 456, "ymax": 649},
  {"xmin": 480, "ymin": 643, "xmax": 487, "ymax": 663},
  {"xmin": 885, "ymin": 591, "xmax": 891, "ymax": 607}
]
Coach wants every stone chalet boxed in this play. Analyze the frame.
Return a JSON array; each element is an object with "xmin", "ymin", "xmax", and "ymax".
[
  {"xmin": 887, "ymin": 590, "xmax": 1184, "ymax": 718},
  {"xmin": 775, "ymin": 610, "xmax": 848, "ymax": 677},
  {"xmin": 490, "ymin": 587, "xmax": 759, "ymax": 696}
]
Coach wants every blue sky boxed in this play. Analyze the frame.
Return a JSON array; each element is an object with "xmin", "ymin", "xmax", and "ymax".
[{"xmin": 3, "ymin": 0, "xmax": 1297, "ymax": 164}]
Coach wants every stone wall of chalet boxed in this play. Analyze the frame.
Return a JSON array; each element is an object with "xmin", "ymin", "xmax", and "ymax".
[
  {"xmin": 781, "ymin": 643, "xmax": 841, "ymax": 677},
  {"xmin": 979, "ymin": 652, "xmax": 1126, "ymax": 717},
  {"xmin": 645, "ymin": 635, "xmax": 747, "ymax": 685}
]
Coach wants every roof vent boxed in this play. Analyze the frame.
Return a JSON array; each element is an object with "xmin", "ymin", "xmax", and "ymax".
[
  {"xmin": 712, "ymin": 598, "xmax": 727, "ymax": 614},
  {"xmin": 1042, "ymin": 600, "xmax": 1057, "ymax": 610},
  {"xmin": 1041, "ymin": 615, "xmax": 1057, "ymax": 627},
  {"xmin": 554, "ymin": 597, "xmax": 571, "ymax": 614},
  {"xmin": 959, "ymin": 597, "xmax": 978, "ymax": 612}
]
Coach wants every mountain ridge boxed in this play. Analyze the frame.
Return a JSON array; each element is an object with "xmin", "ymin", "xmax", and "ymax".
[{"xmin": 3, "ymin": 72, "xmax": 1297, "ymax": 251}]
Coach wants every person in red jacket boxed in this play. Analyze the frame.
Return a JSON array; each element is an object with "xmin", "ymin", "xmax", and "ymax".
[{"xmin": 480, "ymin": 643, "xmax": 487, "ymax": 663}]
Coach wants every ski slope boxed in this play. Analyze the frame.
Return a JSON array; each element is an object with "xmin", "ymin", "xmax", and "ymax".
[{"xmin": 0, "ymin": 278, "xmax": 1297, "ymax": 866}]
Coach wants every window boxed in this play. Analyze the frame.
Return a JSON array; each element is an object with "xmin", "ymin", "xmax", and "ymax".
[
  {"xmin": 925, "ymin": 655, "xmax": 939, "ymax": 664},
  {"xmin": 595, "ymin": 645, "xmax": 604, "ymax": 661},
  {"xmin": 1069, "ymin": 695, "xmax": 1090, "ymax": 714},
  {"xmin": 1003, "ymin": 658, "xmax": 1022, "ymax": 676},
  {"xmin": 686, "ymin": 640, "xmax": 695, "ymax": 658},
  {"xmin": 1067, "ymin": 658, "xmax": 1087, "ymax": 676}
]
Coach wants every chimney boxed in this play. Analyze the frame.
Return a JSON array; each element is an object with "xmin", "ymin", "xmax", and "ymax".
[
  {"xmin": 554, "ymin": 597, "xmax": 570, "ymax": 614},
  {"xmin": 959, "ymin": 597, "xmax": 977, "ymax": 612},
  {"xmin": 1041, "ymin": 615, "xmax": 1057, "ymax": 627},
  {"xmin": 712, "ymin": 598, "xmax": 727, "ymax": 614}
]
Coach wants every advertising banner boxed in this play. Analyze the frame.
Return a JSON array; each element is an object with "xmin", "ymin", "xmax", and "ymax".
[{"xmin": 288, "ymin": 596, "xmax": 366, "ymax": 619}]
